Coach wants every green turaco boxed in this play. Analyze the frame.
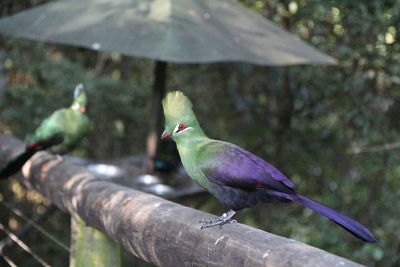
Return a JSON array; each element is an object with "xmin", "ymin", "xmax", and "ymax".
[
  {"xmin": 30, "ymin": 84, "xmax": 90, "ymax": 154},
  {"xmin": 161, "ymin": 91, "xmax": 376, "ymax": 243},
  {"xmin": 0, "ymin": 84, "xmax": 90, "ymax": 180}
]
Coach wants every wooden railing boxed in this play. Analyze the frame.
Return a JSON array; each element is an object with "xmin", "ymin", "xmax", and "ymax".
[{"xmin": 0, "ymin": 134, "xmax": 364, "ymax": 267}]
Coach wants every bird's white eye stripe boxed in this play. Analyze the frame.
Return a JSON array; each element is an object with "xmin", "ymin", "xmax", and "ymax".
[
  {"xmin": 72, "ymin": 103, "xmax": 80, "ymax": 110},
  {"xmin": 173, "ymin": 124, "xmax": 181, "ymax": 134},
  {"xmin": 173, "ymin": 123, "xmax": 191, "ymax": 135}
]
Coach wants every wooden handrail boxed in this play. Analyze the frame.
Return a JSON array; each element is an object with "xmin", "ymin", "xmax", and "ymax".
[{"xmin": 0, "ymin": 134, "xmax": 364, "ymax": 267}]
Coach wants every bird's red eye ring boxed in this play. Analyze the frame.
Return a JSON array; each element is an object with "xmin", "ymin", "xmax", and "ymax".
[{"xmin": 178, "ymin": 123, "xmax": 187, "ymax": 131}]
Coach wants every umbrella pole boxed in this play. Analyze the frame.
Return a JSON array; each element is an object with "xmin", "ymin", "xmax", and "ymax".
[{"xmin": 146, "ymin": 60, "xmax": 167, "ymax": 173}]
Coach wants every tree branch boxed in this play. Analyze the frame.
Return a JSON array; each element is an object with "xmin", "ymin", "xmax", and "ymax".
[{"xmin": 348, "ymin": 141, "xmax": 400, "ymax": 154}]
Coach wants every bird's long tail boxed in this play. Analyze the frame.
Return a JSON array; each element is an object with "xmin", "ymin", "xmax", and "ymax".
[
  {"xmin": 0, "ymin": 133, "xmax": 64, "ymax": 180},
  {"xmin": 274, "ymin": 192, "xmax": 376, "ymax": 242}
]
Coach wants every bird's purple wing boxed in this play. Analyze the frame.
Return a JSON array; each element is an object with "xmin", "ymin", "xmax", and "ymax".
[{"xmin": 198, "ymin": 141, "xmax": 295, "ymax": 193}]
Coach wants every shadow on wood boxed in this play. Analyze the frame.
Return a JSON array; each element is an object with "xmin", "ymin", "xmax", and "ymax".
[{"xmin": 0, "ymin": 134, "xmax": 363, "ymax": 267}]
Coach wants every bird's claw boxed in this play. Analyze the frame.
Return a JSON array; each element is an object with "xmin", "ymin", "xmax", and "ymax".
[
  {"xmin": 200, "ymin": 217, "xmax": 236, "ymax": 229},
  {"xmin": 199, "ymin": 218, "xmax": 212, "ymax": 223},
  {"xmin": 199, "ymin": 210, "xmax": 237, "ymax": 229}
]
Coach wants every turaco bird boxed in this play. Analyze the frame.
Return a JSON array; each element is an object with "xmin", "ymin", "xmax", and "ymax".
[
  {"xmin": 0, "ymin": 84, "xmax": 90, "ymax": 180},
  {"xmin": 161, "ymin": 91, "xmax": 376, "ymax": 243},
  {"xmin": 29, "ymin": 84, "xmax": 90, "ymax": 155}
]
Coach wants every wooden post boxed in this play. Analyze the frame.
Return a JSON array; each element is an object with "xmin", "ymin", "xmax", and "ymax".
[{"xmin": 70, "ymin": 216, "xmax": 121, "ymax": 267}]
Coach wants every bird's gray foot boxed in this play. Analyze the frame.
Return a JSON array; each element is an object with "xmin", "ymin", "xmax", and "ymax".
[{"xmin": 199, "ymin": 210, "xmax": 237, "ymax": 229}]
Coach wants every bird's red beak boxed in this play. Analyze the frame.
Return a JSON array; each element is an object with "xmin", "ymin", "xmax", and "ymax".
[{"xmin": 161, "ymin": 131, "xmax": 172, "ymax": 139}]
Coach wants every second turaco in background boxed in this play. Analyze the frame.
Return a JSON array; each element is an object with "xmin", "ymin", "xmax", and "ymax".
[{"xmin": 0, "ymin": 84, "xmax": 90, "ymax": 179}]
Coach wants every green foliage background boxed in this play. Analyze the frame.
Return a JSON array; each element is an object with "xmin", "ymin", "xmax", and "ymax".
[{"xmin": 1, "ymin": 0, "xmax": 399, "ymax": 266}]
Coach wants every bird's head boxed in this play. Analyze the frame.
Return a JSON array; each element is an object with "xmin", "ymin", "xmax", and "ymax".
[
  {"xmin": 161, "ymin": 91, "xmax": 204, "ymax": 141},
  {"xmin": 71, "ymin": 84, "xmax": 87, "ymax": 112}
]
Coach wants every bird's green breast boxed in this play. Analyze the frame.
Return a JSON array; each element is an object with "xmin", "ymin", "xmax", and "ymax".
[
  {"xmin": 32, "ymin": 109, "xmax": 90, "ymax": 153},
  {"xmin": 176, "ymin": 138, "xmax": 212, "ymax": 189}
]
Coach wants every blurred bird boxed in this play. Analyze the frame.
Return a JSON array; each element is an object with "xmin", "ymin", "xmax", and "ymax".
[
  {"xmin": 29, "ymin": 84, "xmax": 90, "ymax": 154},
  {"xmin": 161, "ymin": 91, "xmax": 376, "ymax": 243},
  {"xmin": 0, "ymin": 84, "xmax": 90, "ymax": 179}
]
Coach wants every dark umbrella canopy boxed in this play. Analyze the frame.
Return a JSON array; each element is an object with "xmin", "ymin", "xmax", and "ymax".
[
  {"xmin": 0, "ymin": 0, "xmax": 335, "ymax": 65},
  {"xmin": 0, "ymin": 0, "xmax": 336, "ymax": 173}
]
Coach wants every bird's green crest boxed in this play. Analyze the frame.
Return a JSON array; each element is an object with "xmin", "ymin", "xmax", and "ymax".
[
  {"xmin": 163, "ymin": 91, "xmax": 202, "ymax": 139},
  {"xmin": 163, "ymin": 91, "xmax": 192, "ymax": 118},
  {"xmin": 163, "ymin": 91, "xmax": 196, "ymax": 127},
  {"xmin": 71, "ymin": 84, "xmax": 87, "ymax": 109}
]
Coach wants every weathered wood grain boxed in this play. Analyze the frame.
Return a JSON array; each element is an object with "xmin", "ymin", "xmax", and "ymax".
[{"xmin": 0, "ymin": 134, "xmax": 364, "ymax": 267}]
